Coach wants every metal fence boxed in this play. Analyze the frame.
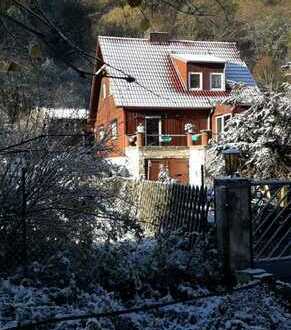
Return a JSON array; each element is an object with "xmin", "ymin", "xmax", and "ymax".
[{"xmin": 250, "ymin": 180, "xmax": 291, "ymax": 262}]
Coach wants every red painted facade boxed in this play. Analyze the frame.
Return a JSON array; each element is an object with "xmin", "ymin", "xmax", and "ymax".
[
  {"xmin": 169, "ymin": 58, "xmax": 229, "ymax": 98},
  {"xmin": 94, "ymin": 77, "xmax": 127, "ymax": 156},
  {"xmin": 188, "ymin": 63, "xmax": 224, "ymax": 91},
  {"xmin": 90, "ymin": 83, "xmax": 214, "ymax": 157},
  {"xmin": 88, "ymin": 43, "xmax": 248, "ymax": 158},
  {"xmin": 171, "ymin": 58, "xmax": 188, "ymax": 89},
  {"xmin": 89, "ymin": 74, "xmax": 243, "ymax": 157},
  {"xmin": 212, "ymin": 103, "xmax": 247, "ymax": 136}
]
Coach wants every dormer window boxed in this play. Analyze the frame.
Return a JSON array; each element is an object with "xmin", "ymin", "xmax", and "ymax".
[
  {"xmin": 210, "ymin": 73, "xmax": 224, "ymax": 91},
  {"xmin": 189, "ymin": 72, "xmax": 203, "ymax": 91}
]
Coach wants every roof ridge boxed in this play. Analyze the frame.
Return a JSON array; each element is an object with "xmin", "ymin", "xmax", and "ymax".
[
  {"xmin": 98, "ymin": 35, "xmax": 147, "ymax": 41},
  {"xmin": 98, "ymin": 35, "xmax": 237, "ymax": 46}
]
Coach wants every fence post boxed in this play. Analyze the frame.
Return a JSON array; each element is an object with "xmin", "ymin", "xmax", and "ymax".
[
  {"xmin": 21, "ymin": 167, "xmax": 28, "ymax": 275},
  {"xmin": 201, "ymin": 165, "xmax": 204, "ymax": 188},
  {"xmin": 215, "ymin": 178, "xmax": 252, "ymax": 279}
]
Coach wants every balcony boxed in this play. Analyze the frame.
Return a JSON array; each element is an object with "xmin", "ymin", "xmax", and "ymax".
[
  {"xmin": 145, "ymin": 134, "xmax": 187, "ymax": 146},
  {"xmin": 127, "ymin": 131, "xmax": 211, "ymax": 148}
]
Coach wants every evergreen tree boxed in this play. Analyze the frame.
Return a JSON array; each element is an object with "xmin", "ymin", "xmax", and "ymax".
[{"xmin": 207, "ymin": 86, "xmax": 291, "ymax": 179}]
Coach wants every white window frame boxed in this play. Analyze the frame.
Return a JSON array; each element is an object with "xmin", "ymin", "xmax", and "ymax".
[
  {"xmin": 111, "ymin": 120, "xmax": 118, "ymax": 139},
  {"xmin": 210, "ymin": 72, "xmax": 225, "ymax": 91},
  {"xmin": 216, "ymin": 114, "xmax": 232, "ymax": 135},
  {"xmin": 188, "ymin": 72, "xmax": 203, "ymax": 91}
]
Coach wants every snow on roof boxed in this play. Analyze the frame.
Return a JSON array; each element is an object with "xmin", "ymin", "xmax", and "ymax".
[
  {"xmin": 171, "ymin": 53, "xmax": 226, "ymax": 64},
  {"xmin": 98, "ymin": 36, "xmax": 257, "ymax": 109},
  {"xmin": 41, "ymin": 108, "xmax": 88, "ymax": 119}
]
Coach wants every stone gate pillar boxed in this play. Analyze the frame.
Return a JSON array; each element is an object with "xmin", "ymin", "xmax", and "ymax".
[{"xmin": 215, "ymin": 178, "xmax": 252, "ymax": 279}]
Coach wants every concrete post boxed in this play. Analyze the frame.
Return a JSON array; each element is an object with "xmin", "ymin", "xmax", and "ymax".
[
  {"xmin": 215, "ymin": 178, "xmax": 252, "ymax": 277},
  {"xmin": 187, "ymin": 132, "xmax": 193, "ymax": 147},
  {"xmin": 200, "ymin": 130, "xmax": 211, "ymax": 146},
  {"xmin": 137, "ymin": 132, "xmax": 144, "ymax": 147}
]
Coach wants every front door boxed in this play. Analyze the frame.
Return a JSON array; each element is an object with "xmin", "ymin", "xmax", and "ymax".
[
  {"xmin": 145, "ymin": 117, "xmax": 161, "ymax": 146},
  {"xmin": 168, "ymin": 159, "xmax": 189, "ymax": 184},
  {"xmin": 146, "ymin": 159, "xmax": 189, "ymax": 184}
]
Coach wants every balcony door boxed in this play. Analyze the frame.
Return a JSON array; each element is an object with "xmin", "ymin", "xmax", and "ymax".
[{"xmin": 145, "ymin": 116, "xmax": 161, "ymax": 146}]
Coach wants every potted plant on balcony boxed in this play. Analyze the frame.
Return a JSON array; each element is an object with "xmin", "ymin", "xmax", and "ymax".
[
  {"xmin": 160, "ymin": 135, "xmax": 172, "ymax": 144},
  {"xmin": 184, "ymin": 122, "xmax": 194, "ymax": 133},
  {"xmin": 192, "ymin": 134, "xmax": 201, "ymax": 142},
  {"xmin": 184, "ymin": 122, "xmax": 200, "ymax": 142},
  {"xmin": 136, "ymin": 123, "xmax": 145, "ymax": 134}
]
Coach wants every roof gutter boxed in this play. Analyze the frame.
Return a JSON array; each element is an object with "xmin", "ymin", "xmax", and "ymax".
[{"xmin": 120, "ymin": 105, "xmax": 214, "ymax": 111}]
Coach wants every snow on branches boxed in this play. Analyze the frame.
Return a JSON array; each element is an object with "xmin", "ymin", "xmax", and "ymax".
[
  {"xmin": 207, "ymin": 86, "xmax": 291, "ymax": 179},
  {"xmin": 0, "ymin": 88, "xmax": 142, "ymax": 274}
]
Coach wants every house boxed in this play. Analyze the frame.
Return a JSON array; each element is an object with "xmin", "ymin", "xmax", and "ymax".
[
  {"xmin": 89, "ymin": 32, "xmax": 256, "ymax": 184},
  {"xmin": 43, "ymin": 108, "xmax": 87, "ymax": 133},
  {"xmin": 40, "ymin": 107, "xmax": 88, "ymax": 146}
]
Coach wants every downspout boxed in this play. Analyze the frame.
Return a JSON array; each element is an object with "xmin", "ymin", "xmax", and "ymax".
[
  {"xmin": 204, "ymin": 106, "xmax": 215, "ymax": 173},
  {"xmin": 208, "ymin": 106, "xmax": 215, "ymax": 131}
]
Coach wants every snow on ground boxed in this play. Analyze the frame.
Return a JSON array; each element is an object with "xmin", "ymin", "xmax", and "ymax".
[
  {"xmin": 0, "ymin": 236, "xmax": 290, "ymax": 329},
  {"xmin": 0, "ymin": 279, "xmax": 290, "ymax": 330}
]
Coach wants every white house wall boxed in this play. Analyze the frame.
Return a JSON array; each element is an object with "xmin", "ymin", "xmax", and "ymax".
[
  {"xmin": 189, "ymin": 148, "xmax": 207, "ymax": 186},
  {"xmin": 109, "ymin": 147, "xmax": 207, "ymax": 185},
  {"xmin": 124, "ymin": 147, "xmax": 141, "ymax": 178}
]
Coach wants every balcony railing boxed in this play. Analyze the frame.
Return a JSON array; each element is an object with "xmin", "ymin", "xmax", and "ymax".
[
  {"xmin": 145, "ymin": 134, "xmax": 187, "ymax": 147},
  {"xmin": 127, "ymin": 133, "xmax": 204, "ymax": 147}
]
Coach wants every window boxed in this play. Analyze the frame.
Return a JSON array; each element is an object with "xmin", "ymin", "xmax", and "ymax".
[
  {"xmin": 189, "ymin": 72, "xmax": 203, "ymax": 90},
  {"xmin": 217, "ymin": 117, "xmax": 222, "ymax": 134},
  {"xmin": 111, "ymin": 120, "xmax": 118, "ymax": 139},
  {"xmin": 210, "ymin": 73, "xmax": 224, "ymax": 90},
  {"xmin": 145, "ymin": 116, "xmax": 161, "ymax": 146},
  {"xmin": 216, "ymin": 114, "xmax": 231, "ymax": 135}
]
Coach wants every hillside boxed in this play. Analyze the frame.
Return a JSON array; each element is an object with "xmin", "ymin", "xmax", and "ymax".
[{"xmin": 1, "ymin": 0, "xmax": 290, "ymax": 108}]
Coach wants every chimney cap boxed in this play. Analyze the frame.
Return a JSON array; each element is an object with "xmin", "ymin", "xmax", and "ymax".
[{"xmin": 148, "ymin": 32, "xmax": 170, "ymax": 44}]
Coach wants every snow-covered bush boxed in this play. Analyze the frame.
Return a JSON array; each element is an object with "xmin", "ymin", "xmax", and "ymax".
[
  {"xmin": 0, "ymin": 87, "xmax": 142, "ymax": 275},
  {"xmin": 1, "ymin": 242, "xmax": 290, "ymax": 330},
  {"xmin": 4, "ymin": 230, "xmax": 220, "ymax": 301},
  {"xmin": 207, "ymin": 86, "xmax": 291, "ymax": 179}
]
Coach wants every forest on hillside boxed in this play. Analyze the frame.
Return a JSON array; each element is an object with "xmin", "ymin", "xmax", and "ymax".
[{"xmin": 1, "ymin": 0, "xmax": 291, "ymax": 108}]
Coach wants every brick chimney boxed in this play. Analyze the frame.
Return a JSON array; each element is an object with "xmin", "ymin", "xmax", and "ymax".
[{"xmin": 148, "ymin": 32, "xmax": 170, "ymax": 44}]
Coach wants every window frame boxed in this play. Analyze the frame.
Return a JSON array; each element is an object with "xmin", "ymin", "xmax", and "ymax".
[
  {"xmin": 210, "ymin": 72, "xmax": 225, "ymax": 91},
  {"xmin": 99, "ymin": 127, "xmax": 105, "ymax": 141},
  {"xmin": 110, "ymin": 119, "xmax": 118, "ymax": 140},
  {"xmin": 216, "ymin": 114, "xmax": 232, "ymax": 135},
  {"xmin": 145, "ymin": 116, "xmax": 162, "ymax": 146},
  {"xmin": 188, "ymin": 72, "xmax": 203, "ymax": 91}
]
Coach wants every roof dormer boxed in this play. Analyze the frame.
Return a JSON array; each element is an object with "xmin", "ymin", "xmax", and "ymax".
[{"xmin": 171, "ymin": 53, "xmax": 226, "ymax": 92}]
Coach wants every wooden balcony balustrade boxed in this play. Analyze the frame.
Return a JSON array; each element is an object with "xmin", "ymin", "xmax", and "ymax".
[{"xmin": 127, "ymin": 131, "xmax": 211, "ymax": 147}]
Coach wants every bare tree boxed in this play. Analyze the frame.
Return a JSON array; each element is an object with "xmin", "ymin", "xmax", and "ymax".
[{"xmin": 0, "ymin": 86, "xmax": 142, "ymax": 275}]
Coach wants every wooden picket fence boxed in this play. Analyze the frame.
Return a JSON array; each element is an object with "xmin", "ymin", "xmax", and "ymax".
[{"xmin": 112, "ymin": 178, "xmax": 210, "ymax": 237}]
